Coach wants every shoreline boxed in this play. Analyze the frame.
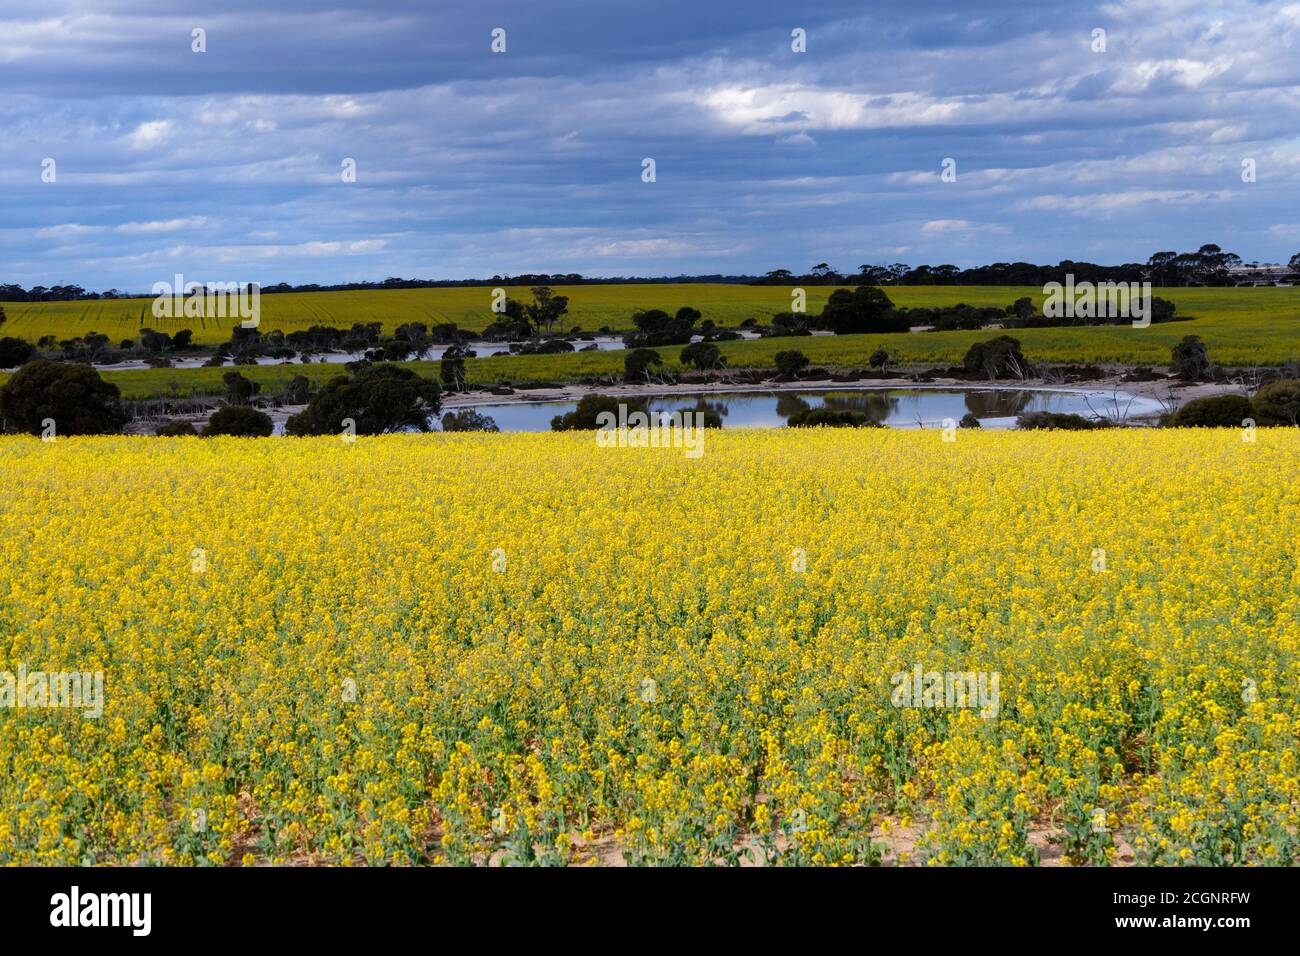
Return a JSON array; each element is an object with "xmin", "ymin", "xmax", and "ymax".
[
  {"xmin": 126, "ymin": 372, "xmax": 1253, "ymax": 434},
  {"xmin": 441, "ymin": 373, "xmax": 1243, "ymax": 421}
]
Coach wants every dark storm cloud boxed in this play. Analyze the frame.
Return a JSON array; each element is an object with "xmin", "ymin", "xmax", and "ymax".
[{"xmin": 2, "ymin": 0, "xmax": 1300, "ymax": 288}]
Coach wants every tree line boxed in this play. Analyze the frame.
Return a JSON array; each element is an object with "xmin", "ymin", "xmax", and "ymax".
[
  {"xmin": 755, "ymin": 246, "xmax": 1300, "ymax": 287},
  {"xmin": 8, "ymin": 244, "xmax": 1300, "ymax": 302}
]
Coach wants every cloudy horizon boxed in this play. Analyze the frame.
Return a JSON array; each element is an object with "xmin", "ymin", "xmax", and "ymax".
[{"xmin": 4, "ymin": 0, "xmax": 1300, "ymax": 291}]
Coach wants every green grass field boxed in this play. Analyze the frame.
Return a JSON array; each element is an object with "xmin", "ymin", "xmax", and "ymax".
[{"xmin": 2, "ymin": 284, "xmax": 1297, "ymax": 399}]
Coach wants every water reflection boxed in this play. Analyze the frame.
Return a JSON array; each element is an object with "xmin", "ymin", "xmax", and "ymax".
[
  {"xmin": 963, "ymin": 390, "xmax": 1035, "ymax": 418},
  {"xmin": 449, "ymin": 387, "xmax": 1157, "ymax": 432},
  {"xmin": 819, "ymin": 391, "xmax": 901, "ymax": 423},
  {"xmin": 775, "ymin": 393, "xmax": 811, "ymax": 419}
]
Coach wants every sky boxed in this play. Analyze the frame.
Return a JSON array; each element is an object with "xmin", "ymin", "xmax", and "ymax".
[{"xmin": 3, "ymin": 0, "xmax": 1300, "ymax": 291}]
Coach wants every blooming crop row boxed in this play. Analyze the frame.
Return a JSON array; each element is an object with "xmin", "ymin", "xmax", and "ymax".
[{"xmin": 0, "ymin": 429, "xmax": 1295, "ymax": 865}]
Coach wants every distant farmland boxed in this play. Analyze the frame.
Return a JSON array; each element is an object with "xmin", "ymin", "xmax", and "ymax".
[
  {"xmin": 2, "ymin": 283, "xmax": 1298, "ymax": 365},
  {"xmin": 1, "ymin": 284, "xmax": 858, "ymax": 344}
]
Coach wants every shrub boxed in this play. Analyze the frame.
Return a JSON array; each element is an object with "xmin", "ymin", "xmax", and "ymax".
[
  {"xmin": 440, "ymin": 409, "xmax": 500, "ymax": 432},
  {"xmin": 223, "ymin": 370, "xmax": 260, "ymax": 405},
  {"xmin": 138, "ymin": 328, "xmax": 172, "ymax": 352},
  {"xmin": 1250, "ymin": 379, "xmax": 1300, "ymax": 425},
  {"xmin": 440, "ymin": 344, "xmax": 471, "ymax": 391},
  {"xmin": 285, "ymin": 363, "xmax": 441, "ymax": 436},
  {"xmin": 819, "ymin": 286, "xmax": 905, "ymax": 334},
  {"xmin": 624, "ymin": 348, "xmax": 663, "ymax": 382},
  {"xmin": 959, "ymin": 413, "xmax": 982, "ymax": 429},
  {"xmin": 1016, "ymin": 411, "xmax": 1104, "ymax": 430},
  {"xmin": 920, "ymin": 304, "xmax": 1001, "ymax": 331},
  {"xmin": 1007, "ymin": 296, "xmax": 1036, "ymax": 320},
  {"xmin": 155, "ymin": 420, "xmax": 200, "ymax": 437},
  {"xmin": 1170, "ymin": 335, "xmax": 1210, "ymax": 380},
  {"xmin": 0, "ymin": 337, "xmax": 36, "ymax": 368},
  {"xmin": 203, "ymin": 406, "xmax": 274, "ymax": 437},
  {"xmin": 282, "ymin": 375, "xmax": 311, "ymax": 405},
  {"xmin": 963, "ymin": 335, "xmax": 1029, "ymax": 379},
  {"xmin": 680, "ymin": 342, "xmax": 724, "ymax": 371},
  {"xmin": 1169, "ymin": 394, "xmax": 1254, "ymax": 427},
  {"xmin": 774, "ymin": 350, "xmax": 810, "ymax": 377},
  {"xmin": 787, "ymin": 407, "xmax": 881, "ymax": 428},
  {"xmin": 766, "ymin": 312, "xmax": 812, "ymax": 337},
  {"xmin": 623, "ymin": 308, "xmax": 697, "ymax": 347},
  {"xmin": 0, "ymin": 360, "xmax": 127, "ymax": 435},
  {"xmin": 1149, "ymin": 297, "xmax": 1178, "ymax": 324}
]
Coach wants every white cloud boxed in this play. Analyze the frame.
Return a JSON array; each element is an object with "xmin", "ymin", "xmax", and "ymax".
[
  {"xmin": 698, "ymin": 85, "xmax": 968, "ymax": 133},
  {"xmin": 1111, "ymin": 57, "xmax": 1236, "ymax": 94},
  {"xmin": 590, "ymin": 238, "xmax": 696, "ymax": 257},
  {"xmin": 35, "ymin": 222, "xmax": 106, "ymax": 238},
  {"xmin": 116, "ymin": 217, "xmax": 209, "ymax": 234},
  {"xmin": 921, "ymin": 219, "xmax": 975, "ymax": 235},
  {"xmin": 123, "ymin": 119, "xmax": 174, "ymax": 150},
  {"xmin": 777, "ymin": 131, "xmax": 816, "ymax": 146},
  {"xmin": 1018, "ymin": 189, "xmax": 1235, "ymax": 214}
]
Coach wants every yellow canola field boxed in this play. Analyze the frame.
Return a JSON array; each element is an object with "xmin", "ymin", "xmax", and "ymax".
[{"xmin": 0, "ymin": 429, "xmax": 1296, "ymax": 866}]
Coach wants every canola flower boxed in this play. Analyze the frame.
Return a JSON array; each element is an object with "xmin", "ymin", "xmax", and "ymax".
[{"xmin": 0, "ymin": 429, "xmax": 1296, "ymax": 866}]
